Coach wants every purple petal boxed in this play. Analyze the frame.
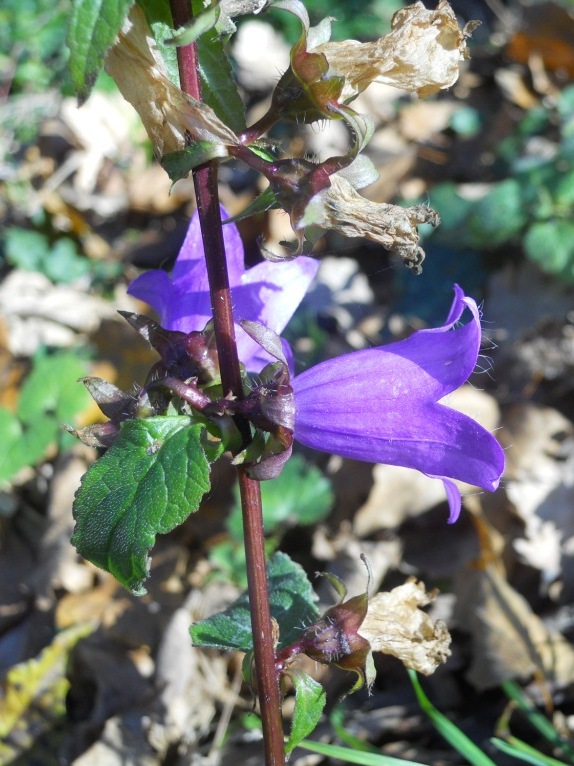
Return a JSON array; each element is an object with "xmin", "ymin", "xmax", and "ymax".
[
  {"xmin": 128, "ymin": 205, "xmax": 245, "ymax": 333},
  {"xmin": 128, "ymin": 206, "xmax": 318, "ymax": 371},
  {"xmin": 293, "ymin": 286, "xmax": 505, "ymax": 523},
  {"xmin": 127, "ymin": 269, "xmax": 173, "ymax": 326},
  {"xmin": 234, "ymin": 257, "xmax": 319, "ymax": 370},
  {"xmin": 240, "ymin": 258, "xmax": 319, "ymax": 335},
  {"xmin": 173, "ymin": 205, "xmax": 245, "ymax": 286}
]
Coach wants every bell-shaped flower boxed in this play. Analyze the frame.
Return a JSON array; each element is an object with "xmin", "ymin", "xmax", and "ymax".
[
  {"xmin": 128, "ymin": 206, "xmax": 318, "ymax": 372},
  {"xmin": 291, "ymin": 285, "xmax": 505, "ymax": 523}
]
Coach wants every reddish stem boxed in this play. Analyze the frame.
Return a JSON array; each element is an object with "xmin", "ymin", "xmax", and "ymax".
[{"xmin": 168, "ymin": 2, "xmax": 285, "ymax": 764}]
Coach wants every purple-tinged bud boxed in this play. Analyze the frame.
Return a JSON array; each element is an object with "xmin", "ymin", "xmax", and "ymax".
[{"xmin": 276, "ymin": 565, "xmax": 375, "ymax": 692}]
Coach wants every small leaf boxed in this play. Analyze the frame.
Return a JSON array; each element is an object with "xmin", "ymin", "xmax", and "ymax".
[
  {"xmin": 18, "ymin": 352, "xmax": 90, "ymax": 425},
  {"xmin": 68, "ymin": 0, "xmax": 136, "ymax": 103},
  {"xmin": 4, "ymin": 228, "xmax": 49, "ymax": 271},
  {"xmin": 137, "ymin": 0, "xmax": 180, "ymax": 85},
  {"xmin": 467, "ymin": 179, "xmax": 527, "ymax": 248},
  {"xmin": 190, "ymin": 552, "xmax": 319, "ymax": 650},
  {"xmin": 524, "ymin": 220, "xmax": 574, "ymax": 283},
  {"xmin": 224, "ymin": 187, "xmax": 280, "ymax": 224},
  {"xmin": 72, "ymin": 418, "xmax": 222, "ymax": 594},
  {"xmin": 197, "ymin": 30, "xmax": 246, "ymax": 133},
  {"xmin": 285, "ymin": 670, "xmax": 326, "ymax": 753},
  {"xmin": 165, "ymin": 5, "xmax": 220, "ymax": 46},
  {"xmin": 161, "ymin": 142, "xmax": 229, "ymax": 183}
]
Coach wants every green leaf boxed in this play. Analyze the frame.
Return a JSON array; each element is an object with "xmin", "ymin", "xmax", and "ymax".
[
  {"xmin": 427, "ymin": 182, "xmax": 473, "ymax": 242},
  {"xmin": 524, "ymin": 220, "xmax": 574, "ymax": 283},
  {"xmin": 190, "ymin": 552, "xmax": 319, "ymax": 650},
  {"xmin": 298, "ymin": 740, "xmax": 429, "ymax": 766},
  {"xmin": 45, "ymin": 239, "xmax": 91, "ymax": 283},
  {"xmin": 72, "ymin": 418, "xmax": 221, "ymax": 594},
  {"xmin": 285, "ymin": 671, "xmax": 326, "ymax": 753},
  {"xmin": 491, "ymin": 737, "xmax": 570, "ymax": 766},
  {"xmin": 137, "ymin": 0, "xmax": 179, "ymax": 85},
  {"xmin": 165, "ymin": 5, "xmax": 220, "ymax": 46},
  {"xmin": 501, "ymin": 681, "xmax": 574, "ymax": 762},
  {"xmin": 466, "ymin": 179, "xmax": 527, "ymax": 248},
  {"xmin": 408, "ymin": 669, "xmax": 497, "ymax": 766},
  {"xmin": 224, "ymin": 187, "xmax": 280, "ymax": 224},
  {"xmin": 4, "ymin": 228, "xmax": 49, "ymax": 271},
  {"xmin": 227, "ymin": 454, "xmax": 333, "ymax": 540},
  {"xmin": 0, "ymin": 409, "xmax": 26, "ymax": 484},
  {"xmin": 68, "ymin": 0, "xmax": 136, "ymax": 103},
  {"xmin": 18, "ymin": 352, "xmax": 90, "ymax": 425},
  {"xmin": 0, "ymin": 352, "xmax": 90, "ymax": 485},
  {"xmin": 161, "ymin": 142, "xmax": 230, "ymax": 183},
  {"xmin": 196, "ymin": 30, "xmax": 245, "ymax": 133}
]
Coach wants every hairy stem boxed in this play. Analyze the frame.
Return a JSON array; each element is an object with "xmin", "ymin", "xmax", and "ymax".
[{"xmin": 169, "ymin": 2, "xmax": 285, "ymax": 763}]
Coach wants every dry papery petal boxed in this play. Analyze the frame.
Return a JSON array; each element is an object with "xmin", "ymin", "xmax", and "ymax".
[
  {"xmin": 318, "ymin": 175, "xmax": 439, "ymax": 272},
  {"xmin": 359, "ymin": 580, "xmax": 451, "ymax": 675},
  {"xmin": 105, "ymin": 5, "xmax": 239, "ymax": 157},
  {"xmin": 316, "ymin": 0, "xmax": 476, "ymax": 100}
]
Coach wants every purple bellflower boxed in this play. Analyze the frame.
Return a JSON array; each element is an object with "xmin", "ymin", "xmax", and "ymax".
[
  {"xmin": 291, "ymin": 285, "xmax": 505, "ymax": 523},
  {"xmin": 128, "ymin": 206, "xmax": 318, "ymax": 372}
]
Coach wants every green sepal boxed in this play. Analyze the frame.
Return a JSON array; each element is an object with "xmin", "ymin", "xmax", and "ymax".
[{"xmin": 224, "ymin": 187, "xmax": 281, "ymax": 224}]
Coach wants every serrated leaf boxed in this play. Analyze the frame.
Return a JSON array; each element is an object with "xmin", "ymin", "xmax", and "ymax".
[
  {"xmin": 68, "ymin": 0, "xmax": 136, "ymax": 102},
  {"xmin": 190, "ymin": 552, "xmax": 319, "ymax": 650},
  {"xmin": 72, "ymin": 417, "xmax": 222, "ymax": 594},
  {"xmin": 285, "ymin": 670, "xmax": 326, "ymax": 753},
  {"xmin": 197, "ymin": 30, "xmax": 245, "ymax": 133},
  {"xmin": 161, "ymin": 141, "xmax": 229, "ymax": 183}
]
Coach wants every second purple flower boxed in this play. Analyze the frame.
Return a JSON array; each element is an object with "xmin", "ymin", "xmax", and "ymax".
[{"xmin": 128, "ymin": 206, "xmax": 318, "ymax": 373}]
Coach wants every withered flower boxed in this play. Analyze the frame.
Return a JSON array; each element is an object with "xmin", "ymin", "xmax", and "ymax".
[
  {"xmin": 315, "ymin": 1, "xmax": 477, "ymax": 101},
  {"xmin": 359, "ymin": 580, "xmax": 451, "ymax": 675},
  {"xmin": 299, "ymin": 174, "xmax": 440, "ymax": 272},
  {"xmin": 105, "ymin": 5, "xmax": 240, "ymax": 157},
  {"xmin": 270, "ymin": 0, "xmax": 476, "ymax": 126},
  {"xmin": 276, "ymin": 561, "xmax": 451, "ymax": 693}
]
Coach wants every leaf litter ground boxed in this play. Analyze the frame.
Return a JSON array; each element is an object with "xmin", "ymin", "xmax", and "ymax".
[{"xmin": 2, "ymin": 0, "xmax": 574, "ymax": 763}]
